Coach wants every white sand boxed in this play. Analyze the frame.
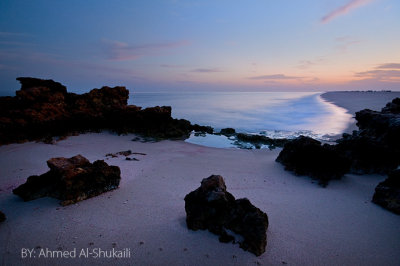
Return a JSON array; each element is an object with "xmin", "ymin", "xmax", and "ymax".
[
  {"xmin": 321, "ymin": 91, "xmax": 400, "ymax": 133},
  {"xmin": 0, "ymin": 130, "xmax": 399, "ymax": 265}
]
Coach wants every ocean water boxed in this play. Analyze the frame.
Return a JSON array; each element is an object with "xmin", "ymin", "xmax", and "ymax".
[{"xmin": 129, "ymin": 92, "xmax": 353, "ymax": 148}]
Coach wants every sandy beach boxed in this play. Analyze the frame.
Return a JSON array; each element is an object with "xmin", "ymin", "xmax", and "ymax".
[{"xmin": 0, "ymin": 92, "xmax": 400, "ymax": 266}]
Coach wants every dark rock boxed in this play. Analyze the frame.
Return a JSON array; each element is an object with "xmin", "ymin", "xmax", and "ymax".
[
  {"xmin": 106, "ymin": 150, "xmax": 132, "ymax": 157},
  {"xmin": 0, "ymin": 77, "xmax": 209, "ymax": 145},
  {"xmin": 276, "ymin": 136, "xmax": 351, "ymax": 186},
  {"xmin": 125, "ymin": 157, "xmax": 139, "ymax": 161},
  {"xmin": 336, "ymin": 136, "xmax": 399, "ymax": 174},
  {"xmin": 219, "ymin": 128, "xmax": 236, "ymax": 136},
  {"xmin": 372, "ymin": 169, "xmax": 400, "ymax": 214},
  {"xmin": 192, "ymin": 124, "xmax": 214, "ymax": 134},
  {"xmin": 17, "ymin": 77, "xmax": 67, "ymax": 93},
  {"xmin": 335, "ymin": 97, "xmax": 400, "ymax": 174},
  {"xmin": 13, "ymin": 155, "xmax": 121, "ymax": 205},
  {"xmin": 382, "ymin": 97, "xmax": 400, "ymax": 114},
  {"xmin": 237, "ymin": 133, "xmax": 290, "ymax": 149},
  {"xmin": 0, "ymin": 211, "xmax": 6, "ymax": 222},
  {"xmin": 276, "ymin": 97, "xmax": 400, "ymax": 188},
  {"xmin": 184, "ymin": 175, "xmax": 269, "ymax": 256}
]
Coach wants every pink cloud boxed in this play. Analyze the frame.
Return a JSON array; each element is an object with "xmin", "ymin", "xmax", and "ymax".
[
  {"xmin": 377, "ymin": 63, "xmax": 400, "ymax": 69},
  {"xmin": 321, "ymin": 0, "xmax": 374, "ymax": 24},
  {"xmin": 248, "ymin": 74, "xmax": 303, "ymax": 80},
  {"xmin": 191, "ymin": 68, "xmax": 224, "ymax": 73},
  {"xmin": 355, "ymin": 69, "xmax": 400, "ymax": 82},
  {"xmin": 103, "ymin": 40, "xmax": 190, "ymax": 61}
]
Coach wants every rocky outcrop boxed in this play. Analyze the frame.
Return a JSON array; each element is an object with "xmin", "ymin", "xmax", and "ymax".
[
  {"xmin": 276, "ymin": 97, "xmax": 400, "ymax": 187},
  {"xmin": 237, "ymin": 133, "xmax": 289, "ymax": 149},
  {"xmin": 336, "ymin": 97, "xmax": 400, "ymax": 174},
  {"xmin": 276, "ymin": 136, "xmax": 351, "ymax": 186},
  {"xmin": 184, "ymin": 175, "xmax": 269, "ymax": 256},
  {"xmin": 372, "ymin": 169, "xmax": 400, "ymax": 214},
  {"xmin": 0, "ymin": 211, "xmax": 5, "ymax": 222},
  {"xmin": 0, "ymin": 77, "xmax": 210, "ymax": 145},
  {"xmin": 219, "ymin": 128, "xmax": 236, "ymax": 136},
  {"xmin": 192, "ymin": 124, "xmax": 214, "ymax": 134},
  {"xmin": 13, "ymin": 155, "xmax": 121, "ymax": 205}
]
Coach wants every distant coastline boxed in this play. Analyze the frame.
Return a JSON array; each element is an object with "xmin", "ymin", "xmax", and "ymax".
[{"xmin": 321, "ymin": 91, "xmax": 400, "ymax": 134}]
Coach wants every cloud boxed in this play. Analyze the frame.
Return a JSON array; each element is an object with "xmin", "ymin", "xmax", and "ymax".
[
  {"xmin": 160, "ymin": 64, "xmax": 185, "ymax": 68},
  {"xmin": 321, "ymin": 0, "xmax": 373, "ymax": 24},
  {"xmin": 0, "ymin": 41, "xmax": 37, "ymax": 47},
  {"xmin": 191, "ymin": 68, "xmax": 224, "ymax": 73},
  {"xmin": 0, "ymin": 49, "xmax": 145, "ymax": 80},
  {"xmin": 355, "ymin": 69, "xmax": 400, "ymax": 82},
  {"xmin": 103, "ymin": 39, "xmax": 190, "ymax": 61},
  {"xmin": 376, "ymin": 63, "xmax": 400, "ymax": 69},
  {"xmin": 297, "ymin": 57, "xmax": 327, "ymax": 69},
  {"xmin": 0, "ymin": 31, "xmax": 31, "ymax": 37},
  {"xmin": 335, "ymin": 36, "xmax": 360, "ymax": 53},
  {"xmin": 0, "ymin": 64, "xmax": 18, "ymax": 71},
  {"xmin": 248, "ymin": 74, "xmax": 303, "ymax": 80},
  {"xmin": 354, "ymin": 63, "xmax": 400, "ymax": 82}
]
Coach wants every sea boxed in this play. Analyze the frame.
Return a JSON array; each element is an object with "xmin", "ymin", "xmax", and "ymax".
[{"xmin": 128, "ymin": 92, "xmax": 353, "ymax": 148}]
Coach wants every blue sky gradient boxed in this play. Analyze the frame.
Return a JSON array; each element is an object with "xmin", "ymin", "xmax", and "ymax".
[{"xmin": 0, "ymin": 0, "xmax": 399, "ymax": 94}]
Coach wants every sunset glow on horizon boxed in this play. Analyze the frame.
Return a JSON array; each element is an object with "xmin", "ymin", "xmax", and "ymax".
[{"xmin": 0, "ymin": 0, "xmax": 399, "ymax": 94}]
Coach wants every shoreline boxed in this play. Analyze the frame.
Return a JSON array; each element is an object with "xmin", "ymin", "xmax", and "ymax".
[
  {"xmin": 321, "ymin": 91, "xmax": 400, "ymax": 135},
  {"xmin": 1, "ymin": 90, "xmax": 400, "ymax": 265}
]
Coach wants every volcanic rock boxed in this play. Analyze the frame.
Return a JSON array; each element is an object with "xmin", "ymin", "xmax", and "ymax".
[
  {"xmin": 192, "ymin": 124, "xmax": 214, "ymax": 134},
  {"xmin": 13, "ymin": 155, "xmax": 121, "ymax": 205},
  {"xmin": 372, "ymin": 169, "xmax": 400, "ymax": 214},
  {"xmin": 237, "ymin": 133, "xmax": 290, "ymax": 149},
  {"xmin": 336, "ymin": 97, "xmax": 400, "ymax": 174},
  {"xmin": 219, "ymin": 128, "xmax": 236, "ymax": 136},
  {"xmin": 0, "ymin": 77, "xmax": 209, "ymax": 145},
  {"xmin": 0, "ymin": 211, "xmax": 6, "ymax": 222},
  {"xmin": 184, "ymin": 175, "xmax": 269, "ymax": 256},
  {"xmin": 276, "ymin": 136, "xmax": 351, "ymax": 186}
]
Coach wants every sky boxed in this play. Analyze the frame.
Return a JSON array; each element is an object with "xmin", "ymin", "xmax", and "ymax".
[{"xmin": 0, "ymin": 0, "xmax": 399, "ymax": 94}]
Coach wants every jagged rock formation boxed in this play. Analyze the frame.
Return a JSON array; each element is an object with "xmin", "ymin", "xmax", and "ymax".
[
  {"xmin": 218, "ymin": 128, "xmax": 289, "ymax": 149},
  {"xmin": 276, "ymin": 136, "xmax": 351, "ymax": 186},
  {"xmin": 237, "ymin": 133, "xmax": 289, "ymax": 149},
  {"xmin": 277, "ymin": 97, "xmax": 400, "ymax": 186},
  {"xmin": 336, "ymin": 98, "xmax": 400, "ymax": 174},
  {"xmin": 184, "ymin": 175, "xmax": 269, "ymax": 256},
  {"xmin": 219, "ymin": 128, "xmax": 236, "ymax": 136},
  {"xmin": 0, "ymin": 77, "xmax": 210, "ymax": 145},
  {"xmin": 372, "ymin": 169, "xmax": 400, "ymax": 214},
  {"xmin": 13, "ymin": 155, "xmax": 121, "ymax": 205}
]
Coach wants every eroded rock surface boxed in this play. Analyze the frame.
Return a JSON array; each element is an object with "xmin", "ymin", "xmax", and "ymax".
[
  {"xmin": 276, "ymin": 136, "xmax": 351, "ymax": 186},
  {"xmin": 184, "ymin": 175, "xmax": 269, "ymax": 256},
  {"xmin": 13, "ymin": 155, "xmax": 121, "ymax": 205},
  {"xmin": 0, "ymin": 77, "xmax": 211, "ymax": 145},
  {"xmin": 372, "ymin": 169, "xmax": 400, "ymax": 214}
]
